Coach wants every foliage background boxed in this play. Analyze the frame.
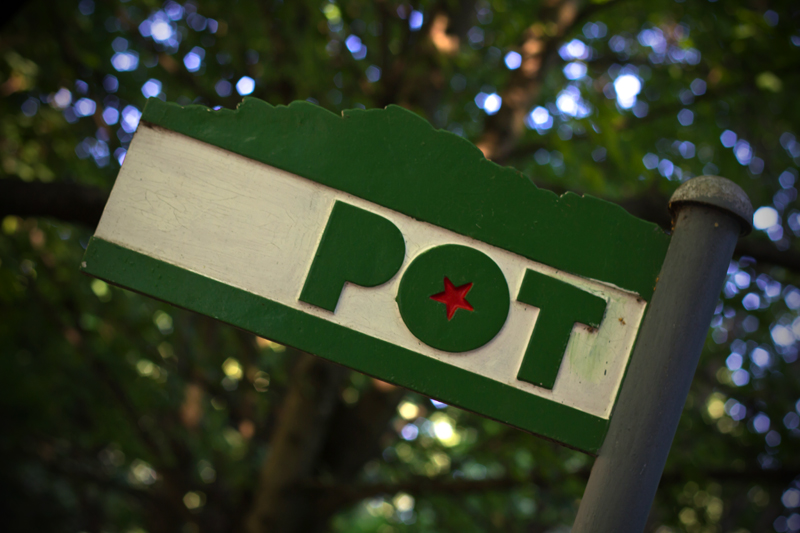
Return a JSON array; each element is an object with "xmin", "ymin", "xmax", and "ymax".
[{"xmin": 1, "ymin": 0, "xmax": 800, "ymax": 531}]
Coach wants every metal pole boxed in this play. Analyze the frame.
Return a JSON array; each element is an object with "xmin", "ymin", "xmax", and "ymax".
[{"xmin": 571, "ymin": 176, "xmax": 753, "ymax": 533}]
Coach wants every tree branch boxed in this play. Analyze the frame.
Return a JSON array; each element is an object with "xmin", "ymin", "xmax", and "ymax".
[
  {"xmin": 304, "ymin": 475, "xmax": 538, "ymax": 509},
  {"xmin": 613, "ymin": 186, "xmax": 800, "ymax": 273},
  {"xmin": 304, "ymin": 465, "xmax": 799, "ymax": 509},
  {"xmin": 476, "ymin": 0, "xmax": 587, "ymax": 160},
  {"xmin": 243, "ymin": 353, "xmax": 348, "ymax": 533},
  {"xmin": 0, "ymin": 177, "xmax": 108, "ymax": 229},
  {"xmin": 4, "ymin": 177, "xmax": 798, "ymax": 274},
  {"xmin": 319, "ymin": 383, "xmax": 407, "ymax": 480}
]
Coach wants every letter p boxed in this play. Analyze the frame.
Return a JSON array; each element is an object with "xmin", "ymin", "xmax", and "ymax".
[{"xmin": 299, "ymin": 201, "xmax": 406, "ymax": 312}]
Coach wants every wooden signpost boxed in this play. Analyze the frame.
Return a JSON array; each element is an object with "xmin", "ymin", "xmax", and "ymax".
[{"xmin": 81, "ymin": 97, "xmax": 752, "ymax": 531}]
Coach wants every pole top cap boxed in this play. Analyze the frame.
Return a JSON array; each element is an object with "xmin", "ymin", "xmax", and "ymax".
[{"xmin": 669, "ymin": 175, "xmax": 753, "ymax": 236}]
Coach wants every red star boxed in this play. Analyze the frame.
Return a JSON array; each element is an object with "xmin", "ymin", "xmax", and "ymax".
[{"xmin": 430, "ymin": 277, "xmax": 474, "ymax": 320}]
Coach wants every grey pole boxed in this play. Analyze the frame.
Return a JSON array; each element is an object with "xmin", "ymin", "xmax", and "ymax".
[{"xmin": 571, "ymin": 176, "xmax": 753, "ymax": 533}]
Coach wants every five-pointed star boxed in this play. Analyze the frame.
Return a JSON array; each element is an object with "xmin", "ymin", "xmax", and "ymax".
[{"xmin": 430, "ymin": 277, "xmax": 474, "ymax": 320}]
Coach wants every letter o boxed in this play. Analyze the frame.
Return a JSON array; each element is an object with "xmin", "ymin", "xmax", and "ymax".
[{"xmin": 396, "ymin": 244, "xmax": 510, "ymax": 352}]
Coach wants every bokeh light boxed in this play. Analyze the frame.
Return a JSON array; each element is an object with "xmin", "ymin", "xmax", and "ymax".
[
  {"xmin": 141, "ymin": 79, "xmax": 162, "ymax": 98},
  {"xmin": 215, "ymin": 79, "xmax": 232, "ymax": 97},
  {"xmin": 504, "ymin": 51, "xmax": 521, "ymax": 70},
  {"xmin": 184, "ymin": 47, "xmax": 205, "ymax": 72},
  {"xmin": 74, "ymin": 98, "xmax": 96, "ymax": 117},
  {"xmin": 474, "ymin": 92, "xmax": 502, "ymax": 115},
  {"xmin": 753, "ymin": 206, "xmax": 780, "ymax": 230},
  {"xmin": 111, "ymin": 51, "xmax": 139, "ymax": 72},
  {"xmin": 409, "ymin": 10, "xmax": 423, "ymax": 31},
  {"xmin": 613, "ymin": 74, "xmax": 641, "ymax": 109},
  {"xmin": 559, "ymin": 39, "xmax": 589, "ymax": 60},
  {"xmin": 563, "ymin": 62, "xmax": 587, "ymax": 80},
  {"xmin": 235, "ymin": 76, "xmax": 255, "ymax": 96},
  {"xmin": 121, "ymin": 105, "xmax": 141, "ymax": 133}
]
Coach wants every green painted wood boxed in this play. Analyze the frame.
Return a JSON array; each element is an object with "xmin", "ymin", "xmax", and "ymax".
[
  {"xmin": 516, "ymin": 269, "xmax": 608, "ymax": 390},
  {"xmin": 141, "ymin": 98, "xmax": 669, "ymax": 301},
  {"xmin": 299, "ymin": 201, "xmax": 406, "ymax": 312},
  {"xmin": 396, "ymin": 244, "xmax": 510, "ymax": 352},
  {"xmin": 81, "ymin": 237, "xmax": 609, "ymax": 454}
]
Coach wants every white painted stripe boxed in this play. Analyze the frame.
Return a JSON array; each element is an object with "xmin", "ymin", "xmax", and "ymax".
[{"xmin": 96, "ymin": 126, "xmax": 646, "ymax": 419}]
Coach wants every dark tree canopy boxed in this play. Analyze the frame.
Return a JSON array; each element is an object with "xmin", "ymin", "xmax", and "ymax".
[{"xmin": 1, "ymin": 0, "xmax": 800, "ymax": 532}]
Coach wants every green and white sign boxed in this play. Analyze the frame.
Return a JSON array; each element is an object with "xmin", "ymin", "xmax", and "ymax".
[{"xmin": 81, "ymin": 98, "xmax": 670, "ymax": 454}]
